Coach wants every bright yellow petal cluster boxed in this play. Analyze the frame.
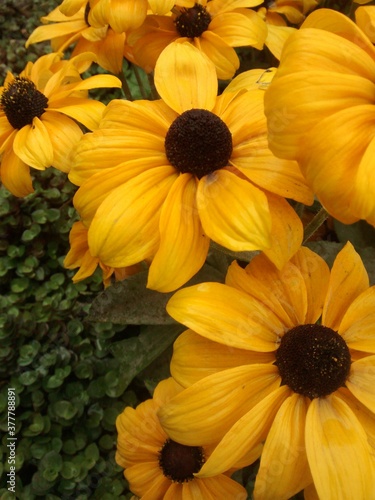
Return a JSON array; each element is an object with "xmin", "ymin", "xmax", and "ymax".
[
  {"xmin": 0, "ymin": 52, "xmax": 121, "ymax": 197},
  {"xmin": 115, "ymin": 377, "xmax": 251, "ymax": 499},
  {"xmin": 264, "ymin": 9, "xmax": 375, "ymax": 225},
  {"xmin": 64, "ymin": 221, "xmax": 141, "ymax": 286},
  {"xmin": 125, "ymin": 0, "xmax": 269, "ymax": 79},
  {"xmin": 160, "ymin": 242, "xmax": 375, "ymax": 499},
  {"xmin": 68, "ymin": 43, "xmax": 312, "ymax": 291}
]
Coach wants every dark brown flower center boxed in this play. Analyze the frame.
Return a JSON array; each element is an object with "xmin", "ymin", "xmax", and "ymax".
[
  {"xmin": 158, "ymin": 438, "xmax": 205, "ymax": 482},
  {"xmin": 1, "ymin": 77, "xmax": 48, "ymax": 130},
  {"xmin": 275, "ymin": 324, "xmax": 351, "ymax": 399},
  {"xmin": 164, "ymin": 109, "xmax": 233, "ymax": 178},
  {"xmin": 175, "ymin": 4, "xmax": 211, "ymax": 38}
]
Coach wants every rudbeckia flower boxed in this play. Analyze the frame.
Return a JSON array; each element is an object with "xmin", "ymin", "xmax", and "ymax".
[
  {"xmin": 64, "ymin": 221, "xmax": 141, "ymax": 286},
  {"xmin": 0, "ymin": 52, "xmax": 121, "ymax": 197},
  {"xmin": 116, "ymin": 377, "xmax": 253, "ymax": 499},
  {"xmin": 69, "ymin": 42, "xmax": 312, "ymax": 292},
  {"xmin": 264, "ymin": 9, "xmax": 375, "ymax": 226},
  {"xmin": 26, "ymin": 1, "xmax": 175, "ymax": 74},
  {"xmin": 125, "ymin": 0, "xmax": 268, "ymax": 79},
  {"xmin": 160, "ymin": 242, "xmax": 375, "ymax": 499}
]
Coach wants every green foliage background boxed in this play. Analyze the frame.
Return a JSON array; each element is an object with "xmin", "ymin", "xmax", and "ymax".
[{"xmin": 2, "ymin": 1, "xmax": 375, "ymax": 499}]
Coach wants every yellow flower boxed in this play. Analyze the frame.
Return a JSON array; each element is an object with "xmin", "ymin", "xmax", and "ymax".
[
  {"xmin": 160, "ymin": 242, "xmax": 375, "ymax": 499},
  {"xmin": 116, "ymin": 377, "xmax": 253, "ymax": 499},
  {"xmin": 264, "ymin": 9, "xmax": 375, "ymax": 225},
  {"xmin": 0, "ymin": 52, "xmax": 121, "ymax": 197},
  {"xmin": 64, "ymin": 221, "xmax": 141, "ymax": 286},
  {"xmin": 264, "ymin": 0, "xmax": 319, "ymax": 25},
  {"xmin": 356, "ymin": 5, "xmax": 375, "ymax": 42},
  {"xmin": 25, "ymin": 3, "xmax": 123, "ymax": 75},
  {"xmin": 125, "ymin": 0, "xmax": 268, "ymax": 79},
  {"xmin": 69, "ymin": 42, "xmax": 312, "ymax": 292}
]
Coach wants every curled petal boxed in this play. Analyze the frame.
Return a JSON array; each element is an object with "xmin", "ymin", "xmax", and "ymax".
[{"xmin": 13, "ymin": 118, "xmax": 53, "ymax": 170}]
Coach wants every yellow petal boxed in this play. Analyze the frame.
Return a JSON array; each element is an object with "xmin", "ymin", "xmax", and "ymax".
[
  {"xmin": 147, "ymin": 174, "xmax": 210, "ymax": 292},
  {"xmin": 356, "ymin": 6, "xmax": 375, "ymax": 43},
  {"xmin": 73, "ymin": 159, "xmax": 162, "ymax": 223},
  {"xmin": 337, "ymin": 387, "xmax": 375, "ymax": 451},
  {"xmin": 41, "ymin": 111, "xmax": 83, "ymax": 173},
  {"xmin": 237, "ymin": 251, "xmax": 308, "ymax": 326},
  {"xmin": 125, "ymin": 463, "xmax": 170, "ymax": 498},
  {"xmin": 290, "ymin": 246, "xmax": 330, "ymax": 324},
  {"xmin": 209, "ymin": 10, "xmax": 267, "ymax": 48},
  {"xmin": 225, "ymin": 259, "xmax": 296, "ymax": 328},
  {"xmin": 13, "ymin": 118, "xmax": 53, "ymax": 170},
  {"xmin": 196, "ymin": 31, "xmax": 239, "ymax": 80},
  {"xmin": 346, "ymin": 355, "xmax": 375, "ymax": 414},
  {"xmin": 159, "ymin": 364, "xmax": 282, "ymax": 446},
  {"xmin": 170, "ymin": 329, "xmax": 275, "ymax": 387},
  {"xmin": 302, "ymin": 8, "xmax": 375, "ymax": 59},
  {"xmin": 254, "ymin": 394, "xmax": 312, "ymax": 499},
  {"xmin": 262, "ymin": 194, "xmax": 303, "ymax": 269},
  {"xmin": 88, "ymin": 166, "xmax": 177, "ymax": 267},
  {"xmin": 354, "ymin": 134, "xmax": 375, "ymax": 223},
  {"xmin": 197, "ymin": 169, "xmax": 272, "ymax": 251},
  {"xmin": 154, "ymin": 41, "xmax": 217, "ymax": 114},
  {"xmin": 0, "ymin": 140, "xmax": 34, "ymax": 197},
  {"xmin": 196, "ymin": 386, "xmax": 291, "ymax": 477},
  {"xmin": 167, "ymin": 282, "xmax": 283, "ymax": 352},
  {"xmin": 148, "ymin": 0, "xmax": 175, "ymax": 15},
  {"xmin": 305, "ymin": 394, "xmax": 375, "ymax": 500},
  {"xmin": 322, "ymin": 242, "xmax": 369, "ymax": 331},
  {"xmin": 265, "ymin": 24, "xmax": 295, "ymax": 61},
  {"xmin": 48, "ymin": 98, "xmax": 106, "ymax": 131},
  {"xmin": 225, "ymin": 67, "xmax": 277, "ymax": 93},
  {"xmin": 25, "ymin": 20, "xmax": 86, "ymax": 47},
  {"xmin": 300, "ymin": 105, "xmax": 375, "ymax": 224},
  {"xmin": 339, "ymin": 287, "xmax": 375, "ymax": 352},
  {"xmin": 184, "ymin": 475, "xmax": 248, "ymax": 499},
  {"xmin": 70, "ymin": 128, "xmax": 166, "ymax": 186}
]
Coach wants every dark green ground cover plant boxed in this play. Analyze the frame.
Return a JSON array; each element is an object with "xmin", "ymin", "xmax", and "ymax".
[{"xmin": 2, "ymin": 1, "xmax": 375, "ymax": 498}]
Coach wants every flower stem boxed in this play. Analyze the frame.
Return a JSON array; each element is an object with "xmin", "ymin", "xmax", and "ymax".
[
  {"xmin": 119, "ymin": 70, "xmax": 134, "ymax": 101},
  {"xmin": 303, "ymin": 207, "xmax": 329, "ymax": 243},
  {"xmin": 147, "ymin": 72, "xmax": 159, "ymax": 100},
  {"xmin": 132, "ymin": 64, "xmax": 148, "ymax": 99}
]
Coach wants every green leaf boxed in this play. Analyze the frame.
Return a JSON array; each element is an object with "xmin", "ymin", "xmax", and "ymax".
[
  {"xmin": 88, "ymin": 264, "xmax": 224, "ymax": 325},
  {"xmin": 11, "ymin": 277, "xmax": 30, "ymax": 293},
  {"xmin": 334, "ymin": 219, "xmax": 375, "ymax": 249},
  {"xmin": 111, "ymin": 323, "xmax": 185, "ymax": 390}
]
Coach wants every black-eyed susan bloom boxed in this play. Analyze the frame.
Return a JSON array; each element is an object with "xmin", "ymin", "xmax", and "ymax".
[
  {"xmin": 64, "ymin": 221, "xmax": 141, "ymax": 286},
  {"xmin": 264, "ymin": 9, "xmax": 375, "ymax": 226},
  {"xmin": 116, "ymin": 377, "xmax": 253, "ymax": 499},
  {"xmin": 160, "ymin": 242, "xmax": 375, "ymax": 499},
  {"xmin": 69, "ymin": 42, "xmax": 313, "ymax": 292},
  {"xmin": 0, "ymin": 52, "xmax": 121, "ymax": 197},
  {"xmin": 26, "ymin": 0, "xmax": 174, "ymax": 74},
  {"xmin": 125, "ymin": 0, "xmax": 268, "ymax": 79}
]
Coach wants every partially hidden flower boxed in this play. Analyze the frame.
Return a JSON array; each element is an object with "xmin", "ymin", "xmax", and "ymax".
[
  {"xmin": 125, "ymin": 0, "xmax": 268, "ymax": 79},
  {"xmin": 68, "ymin": 42, "xmax": 312, "ymax": 292},
  {"xmin": 160, "ymin": 242, "xmax": 375, "ymax": 499},
  {"xmin": 0, "ymin": 52, "xmax": 121, "ymax": 196},
  {"xmin": 64, "ymin": 221, "xmax": 141, "ymax": 286},
  {"xmin": 264, "ymin": 9, "xmax": 375, "ymax": 226},
  {"xmin": 116, "ymin": 377, "xmax": 253, "ymax": 499}
]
